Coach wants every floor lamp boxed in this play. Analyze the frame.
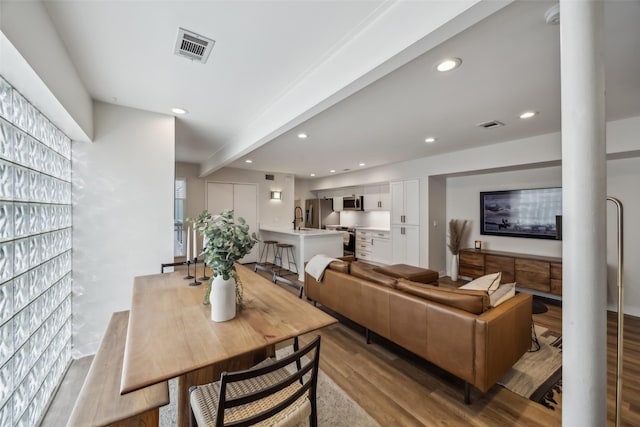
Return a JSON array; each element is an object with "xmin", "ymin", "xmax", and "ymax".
[{"xmin": 607, "ymin": 196, "xmax": 624, "ymax": 427}]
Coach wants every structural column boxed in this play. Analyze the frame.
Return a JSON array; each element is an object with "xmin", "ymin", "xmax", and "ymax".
[{"xmin": 560, "ymin": 1, "xmax": 607, "ymax": 426}]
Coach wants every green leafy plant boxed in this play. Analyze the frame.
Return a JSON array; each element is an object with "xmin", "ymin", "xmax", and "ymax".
[
  {"xmin": 188, "ymin": 209, "xmax": 259, "ymax": 307},
  {"xmin": 447, "ymin": 219, "xmax": 469, "ymax": 255}
]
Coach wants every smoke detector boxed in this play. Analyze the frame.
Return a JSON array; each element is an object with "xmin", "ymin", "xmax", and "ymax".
[
  {"xmin": 174, "ymin": 27, "xmax": 215, "ymax": 63},
  {"xmin": 477, "ymin": 120, "xmax": 505, "ymax": 129},
  {"xmin": 545, "ymin": 5, "xmax": 560, "ymax": 25}
]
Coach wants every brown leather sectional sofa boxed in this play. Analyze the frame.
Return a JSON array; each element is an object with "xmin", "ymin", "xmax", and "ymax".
[{"xmin": 305, "ymin": 260, "xmax": 533, "ymax": 402}]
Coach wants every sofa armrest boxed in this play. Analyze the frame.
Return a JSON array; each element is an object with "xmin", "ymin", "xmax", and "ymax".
[{"xmin": 473, "ymin": 292, "xmax": 532, "ymax": 392}]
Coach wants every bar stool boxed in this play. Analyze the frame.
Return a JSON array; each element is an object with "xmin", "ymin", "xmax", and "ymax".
[
  {"xmin": 254, "ymin": 240, "xmax": 278, "ymax": 274},
  {"xmin": 273, "ymin": 243, "xmax": 298, "ymax": 279}
]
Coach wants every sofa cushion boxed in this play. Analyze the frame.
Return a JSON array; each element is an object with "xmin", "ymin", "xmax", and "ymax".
[
  {"xmin": 328, "ymin": 260, "xmax": 350, "ymax": 274},
  {"xmin": 373, "ymin": 264, "xmax": 439, "ymax": 284},
  {"xmin": 350, "ymin": 262, "xmax": 397, "ymax": 288},
  {"xmin": 396, "ymin": 280, "xmax": 490, "ymax": 314},
  {"xmin": 459, "ymin": 272, "xmax": 502, "ymax": 294},
  {"xmin": 490, "ymin": 282, "xmax": 517, "ymax": 307}
]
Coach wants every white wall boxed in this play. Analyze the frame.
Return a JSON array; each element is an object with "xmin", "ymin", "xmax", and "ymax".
[
  {"xmin": 204, "ymin": 168, "xmax": 295, "ymax": 231},
  {"xmin": 606, "ymin": 158, "xmax": 640, "ymax": 315},
  {"xmin": 72, "ymin": 102, "xmax": 175, "ymax": 356},
  {"xmin": 294, "ymin": 178, "xmax": 316, "ymax": 202},
  {"xmin": 0, "ymin": 1, "xmax": 93, "ymax": 141},
  {"xmin": 428, "ymin": 176, "xmax": 447, "ymax": 274},
  {"xmin": 176, "ymin": 163, "xmax": 295, "ymax": 244}
]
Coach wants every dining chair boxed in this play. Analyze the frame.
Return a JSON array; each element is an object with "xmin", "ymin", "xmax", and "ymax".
[
  {"xmin": 189, "ymin": 335, "xmax": 321, "ymax": 427},
  {"xmin": 160, "ymin": 261, "xmax": 186, "ymax": 273}
]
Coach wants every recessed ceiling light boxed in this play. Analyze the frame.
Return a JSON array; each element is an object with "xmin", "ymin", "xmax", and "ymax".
[
  {"xmin": 436, "ymin": 57, "xmax": 462, "ymax": 72},
  {"xmin": 424, "ymin": 137, "xmax": 437, "ymax": 143},
  {"xmin": 359, "ymin": 163, "xmax": 365, "ymax": 167},
  {"xmin": 171, "ymin": 107, "xmax": 188, "ymax": 115},
  {"xmin": 245, "ymin": 159, "xmax": 253, "ymax": 163},
  {"xmin": 298, "ymin": 133, "xmax": 308, "ymax": 139},
  {"xmin": 330, "ymin": 170, "xmax": 336, "ymax": 173},
  {"xmin": 519, "ymin": 111, "xmax": 538, "ymax": 119},
  {"xmin": 310, "ymin": 173, "xmax": 316, "ymax": 177}
]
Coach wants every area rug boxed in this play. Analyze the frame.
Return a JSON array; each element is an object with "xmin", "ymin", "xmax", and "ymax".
[
  {"xmin": 159, "ymin": 350, "xmax": 379, "ymax": 426},
  {"xmin": 498, "ymin": 325, "xmax": 562, "ymax": 410}
]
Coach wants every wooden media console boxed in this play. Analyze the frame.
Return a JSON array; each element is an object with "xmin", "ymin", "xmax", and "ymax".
[{"xmin": 459, "ymin": 248, "xmax": 562, "ymax": 296}]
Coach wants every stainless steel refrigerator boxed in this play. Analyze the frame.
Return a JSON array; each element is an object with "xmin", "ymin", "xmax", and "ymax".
[{"xmin": 304, "ymin": 198, "xmax": 336, "ymax": 228}]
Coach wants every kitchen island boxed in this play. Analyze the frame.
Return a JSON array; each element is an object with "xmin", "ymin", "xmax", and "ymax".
[{"xmin": 259, "ymin": 227, "xmax": 345, "ymax": 281}]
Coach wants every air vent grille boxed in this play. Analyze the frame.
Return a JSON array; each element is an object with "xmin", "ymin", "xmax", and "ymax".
[
  {"xmin": 174, "ymin": 28, "xmax": 215, "ymax": 64},
  {"xmin": 265, "ymin": 174, "xmax": 275, "ymax": 181},
  {"xmin": 477, "ymin": 120, "xmax": 505, "ymax": 129}
]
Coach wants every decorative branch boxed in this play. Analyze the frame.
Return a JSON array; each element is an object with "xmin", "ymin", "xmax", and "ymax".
[{"xmin": 447, "ymin": 219, "xmax": 469, "ymax": 255}]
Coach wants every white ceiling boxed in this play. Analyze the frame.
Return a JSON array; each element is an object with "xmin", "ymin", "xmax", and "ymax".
[{"xmin": 43, "ymin": 0, "xmax": 640, "ymax": 178}]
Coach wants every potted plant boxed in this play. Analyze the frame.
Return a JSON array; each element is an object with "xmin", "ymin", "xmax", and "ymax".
[
  {"xmin": 447, "ymin": 219, "xmax": 468, "ymax": 281},
  {"xmin": 189, "ymin": 209, "xmax": 259, "ymax": 322}
]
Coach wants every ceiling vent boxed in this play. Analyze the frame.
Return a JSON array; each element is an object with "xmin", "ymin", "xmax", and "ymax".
[
  {"xmin": 477, "ymin": 120, "xmax": 505, "ymax": 129},
  {"xmin": 265, "ymin": 174, "xmax": 275, "ymax": 181},
  {"xmin": 174, "ymin": 27, "xmax": 215, "ymax": 64}
]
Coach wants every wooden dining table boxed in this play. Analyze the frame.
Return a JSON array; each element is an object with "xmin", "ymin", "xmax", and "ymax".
[{"xmin": 120, "ymin": 263, "xmax": 337, "ymax": 426}]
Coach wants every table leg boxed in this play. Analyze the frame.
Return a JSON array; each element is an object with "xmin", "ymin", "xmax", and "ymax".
[{"xmin": 176, "ymin": 346, "xmax": 273, "ymax": 427}]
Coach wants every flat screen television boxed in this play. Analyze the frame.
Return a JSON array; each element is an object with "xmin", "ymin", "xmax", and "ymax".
[{"xmin": 480, "ymin": 187, "xmax": 562, "ymax": 240}]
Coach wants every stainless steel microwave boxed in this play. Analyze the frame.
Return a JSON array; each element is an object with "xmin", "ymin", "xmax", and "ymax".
[{"xmin": 343, "ymin": 196, "xmax": 363, "ymax": 210}]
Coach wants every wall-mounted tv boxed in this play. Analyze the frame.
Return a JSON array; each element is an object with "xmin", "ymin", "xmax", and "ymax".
[{"xmin": 480, "ymin": 187, "xmax": 562, "ymax": 240}]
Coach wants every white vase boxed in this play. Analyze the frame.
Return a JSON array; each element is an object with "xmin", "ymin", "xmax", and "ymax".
[
  {"xmin": 210, "ymin": 275, "xmax": 236, "ymax": 322},
  {"xmin": 451, "ymin": 254, "xmax": 459, "ymax": 282}
]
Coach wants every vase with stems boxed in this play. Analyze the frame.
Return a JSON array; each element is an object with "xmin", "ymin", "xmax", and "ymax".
[
  {"xmin": 447, "ymin": 219, "xmax": 469, "ymax": 282},
  {"xmin": 188, "ymin": 209, "xmax": 259, "ymax": 321}
]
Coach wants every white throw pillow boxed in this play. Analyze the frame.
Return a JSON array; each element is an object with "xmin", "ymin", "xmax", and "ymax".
[
  {"xmin": 459, "ymin": 272, "xmax": 502, "ymax": 294},
  {"xmin": 490, "ymin": 282, "xmax": 516, "ymax": 307}
]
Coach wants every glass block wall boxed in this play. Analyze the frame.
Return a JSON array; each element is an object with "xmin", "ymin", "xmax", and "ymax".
[{"xmin": 0, "ymin": 75, "xmax": 72, "ymax": 426}]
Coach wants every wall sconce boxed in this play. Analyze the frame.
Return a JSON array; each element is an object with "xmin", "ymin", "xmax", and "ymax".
[{"xmin": 270, "ymin": 191, "xmax": 282, "ymax": 200}]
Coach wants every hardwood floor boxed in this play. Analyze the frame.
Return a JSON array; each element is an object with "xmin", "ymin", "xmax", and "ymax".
[{"xmin": 43, "ymin": 263, "xmax": 639, "ymax": 426}]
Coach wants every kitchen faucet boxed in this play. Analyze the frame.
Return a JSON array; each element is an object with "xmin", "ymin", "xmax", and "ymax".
[{"xmin": 294, "ymin": 206, "xmax": 303, "ymax": 230}]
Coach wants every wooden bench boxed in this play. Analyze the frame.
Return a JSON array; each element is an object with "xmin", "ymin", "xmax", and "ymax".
[{"xmin": 67, "ymin": 310, "xmax": 169, "ymax": 426}]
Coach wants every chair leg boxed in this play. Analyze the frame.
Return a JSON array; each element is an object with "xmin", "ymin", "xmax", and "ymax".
[
  {"xmin": 464, "ymin": 382, "xmax": 471, "ymax": 404},
  {"xmin": 309, "ymin": 395, "xmax": 318, "ymax": 427},
  {"xmin": 189, "ymin": 386, "xmax": 198, "ymax": 427},
  {"xmin": 365, "ymin": 328, "xmax": 371, "ymax": 344}
]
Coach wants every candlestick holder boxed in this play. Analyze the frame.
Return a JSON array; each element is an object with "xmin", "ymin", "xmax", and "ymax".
[
  {"xmin": 183, "ymin": 259, "xmax": 194, "ymax": 280},
  {"xmin": 189, "ymin": 257, "xmax": 201, "ymax": 286},
  {"xmin": 198, "ymin": 260, "xmax": 210, "ymax": 281}
]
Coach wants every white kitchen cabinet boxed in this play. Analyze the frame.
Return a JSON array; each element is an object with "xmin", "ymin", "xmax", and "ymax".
[
  {"xmin": 356, "ymin": 229, "xmax": 391, "ymax": 265},
  {"xmin": 332, "ymin": 196, "xmax": 343, "ymax": 212},
  {"xmin": 390, "ymin": 179, "xmax": 419, "ymax": 225},
  {"xmin": 391, "ymin": 225, "xmax": 419, "ymax": 266},
  {"xmin": 364, "ymin": 184, "xmax": 391, "ymax": 211}
]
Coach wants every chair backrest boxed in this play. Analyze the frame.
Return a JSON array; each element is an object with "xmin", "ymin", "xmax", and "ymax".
[
  {"xmin": 215, "ymin": 335, "xmax": 321, "ymax": 427},
  {"xmin": 160, "ymin": 261, "xmax": 186, "ymax": 273}
]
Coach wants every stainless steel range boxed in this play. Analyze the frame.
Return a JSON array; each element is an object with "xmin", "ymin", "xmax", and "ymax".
[{"xmin": 336, "ymin": 226, "xmax": 356, "ymax": 256}]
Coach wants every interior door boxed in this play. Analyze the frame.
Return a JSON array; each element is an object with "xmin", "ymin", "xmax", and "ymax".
[
  {"xmin": 206, "ymin": 182, "xmax": 258, "ymax": 264},
  {"xmin": 232, "ymin": 184, "xmax": 258, "ymax": 264}
]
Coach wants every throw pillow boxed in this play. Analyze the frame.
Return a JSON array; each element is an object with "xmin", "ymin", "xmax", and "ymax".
[
  {"xmin": 490, "ymin": 282, "xmax": 517, "ymax": 307},
  {"xmin": 459, "ymin": 272, "xmax": 502, "ymax": 294}
]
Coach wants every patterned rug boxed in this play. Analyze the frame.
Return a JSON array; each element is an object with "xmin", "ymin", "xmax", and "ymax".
[{"xmin": 498, "ymin": 325, "xmax": 563, "ymax": 410}]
